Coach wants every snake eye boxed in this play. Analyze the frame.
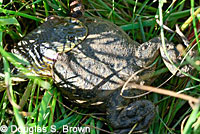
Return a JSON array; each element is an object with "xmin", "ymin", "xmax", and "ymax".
[{"xmin": 68, "ymin": 35, "xmax": 75, "ymax": 41}]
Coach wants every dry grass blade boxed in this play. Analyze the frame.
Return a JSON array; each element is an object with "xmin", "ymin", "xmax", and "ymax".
[
  {"xmin": 181, "ymin": 7, "xmax": 200, "ymax": 31},
  {"xmin": 128, "ymin": 83, "xmax": 199, "ymax": 104}
]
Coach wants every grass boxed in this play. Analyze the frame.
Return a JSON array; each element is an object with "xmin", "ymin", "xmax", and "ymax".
[{"xmin": 0, "ymin": 0, "xmax": 200, "ymax": 134}]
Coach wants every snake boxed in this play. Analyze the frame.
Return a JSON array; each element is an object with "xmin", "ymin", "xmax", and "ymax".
[{"xmin": 13, "ymin": 16, "xmax": 88, "ymax": 76}]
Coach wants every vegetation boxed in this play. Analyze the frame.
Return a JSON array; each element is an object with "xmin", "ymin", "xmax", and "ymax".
[{"xmin": 0, "ymin": 0, "xmax": 199, "ymax": 134}]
